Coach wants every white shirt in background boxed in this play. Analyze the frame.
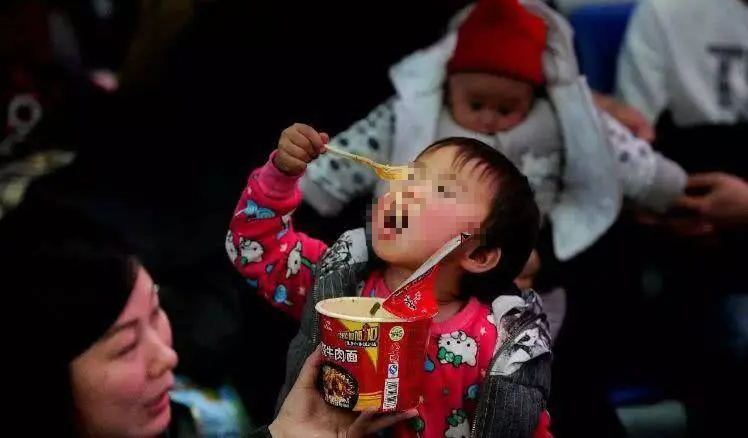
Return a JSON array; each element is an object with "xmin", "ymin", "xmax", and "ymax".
[{"xmin": 616, "ymin": 0, "xmax": 748, "ymax": 126}]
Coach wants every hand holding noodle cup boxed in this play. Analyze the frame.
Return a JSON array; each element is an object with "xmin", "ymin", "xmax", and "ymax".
[{"xmin": 315, "ymin": 233, "xmax": 470, "ymax": 412}]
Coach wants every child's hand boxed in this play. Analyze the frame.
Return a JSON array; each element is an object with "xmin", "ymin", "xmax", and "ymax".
[{"xmin": 274, "ymin": 123, "xmax": 329, "ymax": 176}]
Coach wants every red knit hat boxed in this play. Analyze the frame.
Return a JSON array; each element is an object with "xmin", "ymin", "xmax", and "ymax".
[{"xmin": 447, "ymin": 0, "xmax": 547, "ymax": 86}]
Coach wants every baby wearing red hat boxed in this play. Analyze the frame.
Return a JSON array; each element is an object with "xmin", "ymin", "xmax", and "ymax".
[
  {"xmin": 302, "ymin": 0, "xmax": 687, "ymax": 265},
  {"xmin": 445, "ymin": 0, "xmax": 547, "ymax": 134}
]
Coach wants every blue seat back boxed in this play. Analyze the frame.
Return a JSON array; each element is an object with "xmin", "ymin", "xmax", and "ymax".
[{"xmin": 568, "ymin": 2, "xmax": 637, "ymax": 94}]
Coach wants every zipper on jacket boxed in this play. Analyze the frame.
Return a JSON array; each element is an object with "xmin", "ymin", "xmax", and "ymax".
[{"xmin": 470, "ymin": 316, "xmax": 540, "ymax": 438}]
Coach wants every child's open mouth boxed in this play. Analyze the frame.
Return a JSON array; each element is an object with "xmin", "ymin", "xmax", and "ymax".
[{"xmin": 384, "ymin": 201, "xmax": 409, "ymax": 235}]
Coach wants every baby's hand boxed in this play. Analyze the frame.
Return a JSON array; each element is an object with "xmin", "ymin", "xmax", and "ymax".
[{"xmin": 274, "ymin": 123, "xmax": 329, "ymax": 176}]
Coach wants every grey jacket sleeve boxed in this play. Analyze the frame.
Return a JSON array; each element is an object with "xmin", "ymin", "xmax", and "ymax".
[
  {"xmin": 300, "ymin": 98, "xmax": 397, "ymax": 217},
  {"xmin": 476, "ymin": 354, "xmax": 552, "ymax": 438},
  {"xmin": 481, "ymin": 292, "xmax": 553, "ymax": 438},
  {"xmin": 600, "ymin": 110, "xmax": 687, "ymax": 213}
]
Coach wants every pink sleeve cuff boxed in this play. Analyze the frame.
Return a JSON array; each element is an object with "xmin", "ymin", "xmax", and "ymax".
[{"xmin": 256, "ymin": 151, "xmax": 303, "ymax": 199}]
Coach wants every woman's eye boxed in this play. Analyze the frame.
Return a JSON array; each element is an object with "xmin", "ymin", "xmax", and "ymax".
[
  {"xmin": 469, "ymin": 101, "xmax": 483, "ymax": 111},
  {"xmin": 117, "ymin": 343, "xmax": 137, "ymax": 357}
]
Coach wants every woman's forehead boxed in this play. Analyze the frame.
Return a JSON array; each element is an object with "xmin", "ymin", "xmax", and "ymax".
[{"xmin": 113, "ymin": 267, "xmax": 157, "ymax": 324}]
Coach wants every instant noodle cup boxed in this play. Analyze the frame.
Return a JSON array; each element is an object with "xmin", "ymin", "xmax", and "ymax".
[{"xmin": 316, "ymin": 297, "xmax": 432, "ymax": 412}]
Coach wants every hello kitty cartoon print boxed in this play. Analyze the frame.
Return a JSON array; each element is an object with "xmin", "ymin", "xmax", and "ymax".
[
  {"xmin": 437, "ymin": 331, "xmax": 478, "ymax": 367},
  {"xmin": 227, "ymin": 155, "xmax": 328, "ymax": 320},
  {"xmin": 286, "ymin": 240, "xmax": 316, "ymax": 278},
  {"xmin": 239, "ymin": 238, "xmax": 264, "ymax": 265},
  {"xmin": 286, "ymin": 241, "xmax": 302, "ymax": 277},
  {"xmin": 277, "ymin": 211, "xmax": 293, "ymax": 239},
  {"xmin": 225, "ymin": 230, "xmax": 238, "ymax": 263},
  {"xmin": 444, "ymin": 409, "xmax": 470, "ymax": 438}
]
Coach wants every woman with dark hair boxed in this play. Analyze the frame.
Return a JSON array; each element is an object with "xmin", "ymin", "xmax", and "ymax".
[
  {"xmin": 2, "ymin": 202, "xmax": 413, "ymax": 437},
  {"xmin": 3, "ymin": 202, "xmax": 178, "ymax": 436}
]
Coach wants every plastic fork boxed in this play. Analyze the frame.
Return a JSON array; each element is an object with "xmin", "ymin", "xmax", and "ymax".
[{"xmin": 325, "ymin": 144, "xmax": 410, "ymax": 181}]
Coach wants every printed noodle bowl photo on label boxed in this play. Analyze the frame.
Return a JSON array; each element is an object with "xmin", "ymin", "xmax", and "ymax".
[{"xmin": 320, "ymin": 362, "xmax": 359, "ymax": 409}]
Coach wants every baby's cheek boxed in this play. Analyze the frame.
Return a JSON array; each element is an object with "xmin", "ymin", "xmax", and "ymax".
[
  {"xmin": 452, "ymin": 110, "xmax": 482, "ymax": 132},
  {"xmin": 498, "ymin": 111, "xmax": 528, "ymax": 132}
]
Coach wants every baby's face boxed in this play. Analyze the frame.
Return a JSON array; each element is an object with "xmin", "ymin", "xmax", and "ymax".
[
  {"xmin": 447, "ymin": 72, "xmax": 534, "ymax": 134},
  {"xmin": 372, "ymin": 145, "xmax": 494, "ymax": 270}
]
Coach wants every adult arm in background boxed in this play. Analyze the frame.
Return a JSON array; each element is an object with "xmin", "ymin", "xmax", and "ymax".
[
  {"xmin": 615, "ymin": 0, "xmax": 670, "ymax": 126},
  {"xmin": 247, "ymin": 348, "xmax": 416, "ymax": 438},
  {"xmin": 599, "ymin": 108, "xmax": 686, "ymax": 213},
  {"xmin": 592, "ymin": 91, "xmax": 655, "ymax": 142}
]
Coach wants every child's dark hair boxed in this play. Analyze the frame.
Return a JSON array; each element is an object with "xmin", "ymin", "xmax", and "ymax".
[{"xmin": 416, "ymin": 137, "xmax": 540, "ymax": 301}]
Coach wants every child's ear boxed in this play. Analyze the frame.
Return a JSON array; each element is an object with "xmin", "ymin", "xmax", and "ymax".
[{"xmin": 460, "ymin": 244, "xmax": 501, "ymax": 275}]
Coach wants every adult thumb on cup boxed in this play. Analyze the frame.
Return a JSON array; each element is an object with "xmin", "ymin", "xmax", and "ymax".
[{"xmin": 295, "ymin": 346, "xmax": 324, "ymax": 390}]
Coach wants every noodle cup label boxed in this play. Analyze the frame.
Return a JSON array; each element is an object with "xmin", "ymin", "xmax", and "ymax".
[
  {"xmin": 381, "ymin": 265, "xmax": 439, "ymax": 320},
  {"xmin": 383, "ymin": 232, "xmax": 471, "ymax": 320},
  {"xmin": 316, "ymin": 297, "xmax": 432, "ymax": 412}
]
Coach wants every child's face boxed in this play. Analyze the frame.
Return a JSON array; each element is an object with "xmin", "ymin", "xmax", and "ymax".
[
  {"xmin": 372, "ymin": 145, "xmax": 494, "ymax": 270},
  {"xmin": 447, "ymin": 72, "xmax": 534, "ymax": 134}
]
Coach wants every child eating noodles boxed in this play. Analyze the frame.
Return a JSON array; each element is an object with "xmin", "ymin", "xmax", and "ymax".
[{"xmin": 227, "ymin": 123, "xmax": 552, "ymax": 437}]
